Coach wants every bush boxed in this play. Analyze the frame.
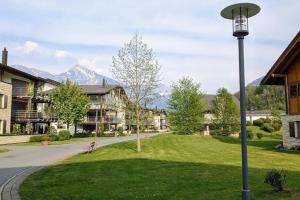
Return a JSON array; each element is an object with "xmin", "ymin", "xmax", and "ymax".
[
  {"xmin": 253, "ymin": 118, "xmax": 265, "ymax": 127},
  {"xmin": 41, "ymin": 135, "xmax": 49, "ymax": 141},
  {"xmin": 256, "ymin": 133, "xmax": 263, "ymax": 139},
  {"xmin": 73, "ymin": 132, "xmax": 92, "ymax": 137},
  {"xmin": 58, "ymin": 130, "xmax": 71, "ymax": 141},
  {"xmin": 247, "ymin": 129, "xmax": 255, "ymax": 140},
  {"xmin": 210, "ymin": 129, "xmax": 222, "ymax": 136},
  {"xmin": 272, "ymin": 121, "xmax": 282, "ymax": 131},
  {"xmin": 29, "ymin": 135, "xmax": 43, "ymax": 142},
  {"xmin": 12, "ymin": 124, "xmax": 22, "ymax": 135},
  {"xmin": 264, "ymin": 169, "xmax": 287, "ymax": 191},
  {"xmin": 118, "ymin": 127, "xmax": 124, "ymax": 134},
  {"xmin": 48, "ymin": 133, "xmax": 59, "ymax": 141},
  {"xmin": 261, "ymin": 123, "xmax": 275, "ymax": 133},
  {"xmin": 246, "ymin": 121, "xmax": 253, "ymax": 126},
  {"xmin": 48, "ymin": 126, "xmax": 57, "ymax": 135}
]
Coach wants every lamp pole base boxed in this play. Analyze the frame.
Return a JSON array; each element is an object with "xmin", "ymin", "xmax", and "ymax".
[{"xmin": 242, "ymin": 189, "xmax": 250, "ymax": 200}]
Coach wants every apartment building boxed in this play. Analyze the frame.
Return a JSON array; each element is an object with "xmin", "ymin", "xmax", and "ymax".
[
  {"xmin": 78, "ymin": 84, "xmax": 127, "ymax": 132},
  {"xmin": 0, "ymin": 48, "xmax": 59, "ymax": 134}
]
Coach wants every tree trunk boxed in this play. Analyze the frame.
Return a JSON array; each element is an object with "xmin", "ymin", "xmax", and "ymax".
[
  {"xmin": 74, "ymin": 121, "xmax": 77, "ymax": 135},
  {"xmin": 67, "ymin": 122, "xmax": 69, "ymax": 130},
  {"xmin": 136, "ymin": 104, "xmax": 141, "ymax": 152}
]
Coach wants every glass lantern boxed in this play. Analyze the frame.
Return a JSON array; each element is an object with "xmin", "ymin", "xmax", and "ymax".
[{"xmin": 232, "ymin": 7, "xmax": 249, "ymax": 37}]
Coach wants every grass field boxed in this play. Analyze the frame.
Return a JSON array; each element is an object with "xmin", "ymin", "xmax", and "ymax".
[
  {"xmin": 20, "ymin": 134, "xmax": 300, "ymax": 200},
  {"xmin": 0, "ymin": 148, "xmax": 9, "ymax": 153}
]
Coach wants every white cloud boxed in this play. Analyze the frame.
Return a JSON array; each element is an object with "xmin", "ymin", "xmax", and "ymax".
[
  {"xmin": 55, "ymin": 50, "xmax": 71, "ymax": 58},
  {"xmin": 16, "ymin": 41, "xmax": 39, "ymax": 54}
]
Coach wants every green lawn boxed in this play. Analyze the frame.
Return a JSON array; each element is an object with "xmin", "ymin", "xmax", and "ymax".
[
  {"xmin": 8, "ymin": 137, "xmax": 105, "ymax": 146},
  {"xmin": 0, "ymin": 148, "xmax": 9, "ymax": 153},
  {"xmin": 20, "ymin": 134, "xmax": 300, "ymax": 200}
]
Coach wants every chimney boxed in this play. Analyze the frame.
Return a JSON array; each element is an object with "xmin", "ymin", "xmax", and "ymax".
[{"xmin": 2, "ymin": 48, "xmax": 7, "ymax": 65}]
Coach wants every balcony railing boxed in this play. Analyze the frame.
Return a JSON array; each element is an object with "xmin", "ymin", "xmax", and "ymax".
[
  {"xmin": 12, "ymin": 87, "xmax": 34, "ymax": 97},
  {"xmin": 12, "ymin": 110, "xmax": 56, "ymax": 122},
  {"xmin": 85, "ymin": 116, "xmax": 121, "ymax": 124}
]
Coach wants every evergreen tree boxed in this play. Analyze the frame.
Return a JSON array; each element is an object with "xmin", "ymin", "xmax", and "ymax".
[
  {"xmin": 212, "ymin": 88, "xmax": 240, "ymax": 136},
  {"xmin": 168, "ymin": 77, "xmax": 205, "ymax": 134}
]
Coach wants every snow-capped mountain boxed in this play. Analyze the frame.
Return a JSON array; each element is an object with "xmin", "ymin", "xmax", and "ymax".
[
  {"xmin": 12, "ymin": 65, "xmax": 117, "ymax": 85},
  {"xmin": 11, "ymin": 64, "xmax": 170, "ymax": 109}
]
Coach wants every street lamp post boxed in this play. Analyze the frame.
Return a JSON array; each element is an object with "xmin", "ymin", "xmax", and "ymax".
[{"xmin": 221, "ymin": 3, "xmax": 260, "ymax": 200}]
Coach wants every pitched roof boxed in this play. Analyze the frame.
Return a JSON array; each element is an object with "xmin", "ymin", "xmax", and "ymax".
[
  {"xmin": 79, "ymin": 85, "xmax": 121, "ymax": 95},
  {"xmin": 0, "ymin": 63, "xmax": 60, "ymax": 85},
  {"xmin": 261, "ymin": 31, "xmax": 300, "ymax": 85}
]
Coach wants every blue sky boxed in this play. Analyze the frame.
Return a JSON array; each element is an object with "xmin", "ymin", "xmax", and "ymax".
[{"xmin": 0, "ymin": 0, "xmax": 299, "ymax": 93}]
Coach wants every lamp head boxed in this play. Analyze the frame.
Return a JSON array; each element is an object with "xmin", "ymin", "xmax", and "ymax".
[{"xmin": 221, "ymin": 3, "xmax": 260, "ymax": 37}]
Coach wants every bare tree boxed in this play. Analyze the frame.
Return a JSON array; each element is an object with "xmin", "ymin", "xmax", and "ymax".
[{"xmin": 112, "ymin": 34, "xmax": 161, "ymax": 152}]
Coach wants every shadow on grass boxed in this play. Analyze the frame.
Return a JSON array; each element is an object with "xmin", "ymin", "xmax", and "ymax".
[
  {"xmin": 211, "ymin": 135, "xmax": 289, "ymax": 151},
  {"xmin": 20, "ymin": 158, "xmax": 300, "ymax": 200}
]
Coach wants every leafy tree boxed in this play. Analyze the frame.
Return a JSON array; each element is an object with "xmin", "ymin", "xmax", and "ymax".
[
  {"xmin": 168, "ymin": 77, "xmax": 205, "ymax": 134},
  {"xmin": 112, "ymin": 34, "xmax": 161, "ymax": 152},
  {"xmin": 212, "ymin": 88, "xmax": 240, "ymax": 136},
  {"xmin": 51, "ymin": 80, "xmax": 90, "ymax": 133},
  {"xmin": 245, "ymin": 85, "xmax": 285, "ymax": 111}
]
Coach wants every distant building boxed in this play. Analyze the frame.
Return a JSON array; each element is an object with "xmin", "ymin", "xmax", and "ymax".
[
  {"xmin": 78, "ymin": 84, "xmax": 127, "ymax": 132},
  {"xmin": 78, "ymin": 84, "xmax": 168, "ymax": 133},
  {"xmin": 261, "ymin": 31, "xmax": 300, "ymax": 149},
  {"xmin": 0, "ymin": 48, "xmax": 59, "ymax": 134}
]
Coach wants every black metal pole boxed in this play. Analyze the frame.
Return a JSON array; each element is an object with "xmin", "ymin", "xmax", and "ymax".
[{"xmin": 238, "ymin": 36, "xmax": 250, "ymax": 200}]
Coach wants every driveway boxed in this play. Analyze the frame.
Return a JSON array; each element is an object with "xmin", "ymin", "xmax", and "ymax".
[{"xmin": 0, "ymin": 133, "xmax": 164, "ymax": 200}]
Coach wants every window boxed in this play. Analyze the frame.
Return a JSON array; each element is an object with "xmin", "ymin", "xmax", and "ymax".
[
  {"xmin": 290, "ymin": 84, "xmax": 297, "ymax": 97},
  {"xmin": 298, "ymin": 84, "xmax": 300, "ymax": 96},
  {"xmin": 289, "ymin": 122, "xmax": 295, "ymax": 137},
  {"xmin": 0, "ymin": 94, "xmax": 3, "ymax": 108},
  {"xmin": 296, "ymin": 121, "xmax": 300, "ymax": 138}
]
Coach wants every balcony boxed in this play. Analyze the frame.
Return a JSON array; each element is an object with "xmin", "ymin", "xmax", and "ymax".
[
  {"xmin": 12, "ymin": 87, "xmax": 33, "ymax": 97},
  {"xmin": 12, "ymin": 110, "xmax": 56, "ymax": 122},
  {"xmin": 85, "ymin": 116, "xmax": 121, "ymax": 124}
]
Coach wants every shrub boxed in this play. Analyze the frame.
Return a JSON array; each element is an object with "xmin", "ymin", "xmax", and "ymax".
[
  {"xmin": 118, "ymin": 127, "xmax": 124, "ymax": 134},
  {"xmin": 247, "ymin": 129, "xmax": 255, "ymax": 140},
  {"xmin": 210, "ymin": 129, "xmax": 222, "ymax": 136},
  {"xmin": 48, "ymin": 126, "xmax": 57, "ymax": 135},
  {"xmin": 261, "ymin": 123, "xmax": 275, "ymax": 133},
  {"xmin": 246, "ymin": 121, "xmax": 253, "ymax": 126},
  {"xmin": 253, "ymin": 118, "xmax": 265, "ymax": 127},
  {"xmin": 256, "ymin": 133, "xmax": 263, "ymax": 139},
  {"xmin": 41, "ymin": 135, "xmax": 49, "ymax": 141},
  {"xmin": 48, "ymin": 133, "xmax": 59, "ymax": 141},
  {"xmin": 58, "ymin": 130, "xmax": 71, "ymax": 141},
  {"xmin": 29, "ymin": 135, "xmax": 43, "ymax": 142},
  {"xmin": 264, "ymin": 169, "xmax": 287, "ymax": 191},
  {"xmin": 12, "ymin": 124, "xmax": 22, "ymax": 135},
  {"xmin": 272, "ymin": 121, "xmax": 282, "ymax": 131},
  {"xmin": 73, "ymin": 131, "xmax": 93, "ymax": 137}
]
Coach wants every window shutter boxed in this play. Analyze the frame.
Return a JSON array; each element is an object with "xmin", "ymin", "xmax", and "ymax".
[
  {"xmin": 4, "ymin": 95, "xmax": 8, "ymax": 109},
  {"xmin": 289, "ymin": 122, "xmax": 295, "ymax": 137},
  {"xmin": 3, "ymin": 120, "xmax": 6, "ymax": 134}
]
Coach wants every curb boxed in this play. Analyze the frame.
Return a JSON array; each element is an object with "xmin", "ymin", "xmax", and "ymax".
[{"xmin": 1, "ymin": 167, "xmax": 43, "ymax": 200}]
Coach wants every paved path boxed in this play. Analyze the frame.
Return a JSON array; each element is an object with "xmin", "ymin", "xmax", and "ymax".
[{"xmin": 0, "ymin": 133, "xmax": 164, "ymax": 200}]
